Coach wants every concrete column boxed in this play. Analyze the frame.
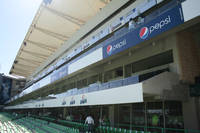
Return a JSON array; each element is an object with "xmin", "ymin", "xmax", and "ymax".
[
  {"xmin": 108, "ymin": 105, "xmax": 119, "ymax": 127},
  {"xmin": 109, "ymin": 105, "xmax": 115, "ymax": 127},
  {"xmin": 63, "ymin": 107, "xmax": 67, "ymax": 119},
  {"xmin": 182, "ymin": 97, "xmax": 200, "ymax": 130},
  {"xmin": 176, "ymin": 31, "xmax": 200, "ymax": 84}
]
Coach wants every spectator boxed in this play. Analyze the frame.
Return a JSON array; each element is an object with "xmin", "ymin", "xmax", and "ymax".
[
  {"xmin": 102, "ymin": 115, "xmax": 110, "ymax": 126},
  {"xmin": 85, "ymin": 114, "xmax": 95, "ymax": 133},
  {"xmin": 129, "ymin": 18, "xmax": 136, "ymax": 29},
  {"xmin": 66, "ymin": 114, "xmax": 72, "ymax": 121},
  {"xmin": 152, "ymin": 114, "xmax": 159, "ymax": 126},
  {"xmin": 99, "ymin": 116, "xmax": 103, "ymax": 126}
]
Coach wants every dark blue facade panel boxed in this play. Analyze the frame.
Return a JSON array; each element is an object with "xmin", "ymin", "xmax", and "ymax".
[
  {"xmin": 50, "ymin": 64, "xmax": 68, "ymax": 83},
  {"xmin": 0, "ymin": 75, "xmax": 12, "ymax": 104},
  {"xmin": 123, "ymin": 76, "xmax": 139, "ymax": 86}
]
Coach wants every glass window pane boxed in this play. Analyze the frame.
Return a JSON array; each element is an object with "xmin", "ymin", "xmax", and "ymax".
[
  {"xmin": 165, "ymin": 101, "xmax": 184, "ymax": 129},
  {"xmin": 132, "ymin": 103, "xmax": 145, "ymax": 131},
  {"xmin": 119, "ymin": 104, "xmax": 131, "ymax": 129}
]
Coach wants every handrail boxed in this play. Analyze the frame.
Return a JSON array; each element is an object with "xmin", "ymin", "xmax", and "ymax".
[{"xmin": 99, "ymin": 123, "xmax": 200, "ymax": 133}]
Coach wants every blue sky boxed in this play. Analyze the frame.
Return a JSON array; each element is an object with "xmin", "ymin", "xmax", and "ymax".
[{"xmin": 0, "ymin": 0, "xmax": 42, "ymax": 77}]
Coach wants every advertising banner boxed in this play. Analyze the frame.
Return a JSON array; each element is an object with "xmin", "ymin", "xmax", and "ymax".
[{"xmin": 103, "ymin": 5, "xmax": 184, "ymax": 58}]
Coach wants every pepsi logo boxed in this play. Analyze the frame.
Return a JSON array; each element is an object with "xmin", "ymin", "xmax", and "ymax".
[
  {"xmin": 139, "ymin": 27, "xmax": 149, "ymax": 39},
  {"xmin": 139, "ymin": 15, "xmax": 171, "ymax": 40},
  {"xmin": 106, "ymin": 40, "xmax": 126, "ymax": 56},
  {"xmin": 107, "ymin": 45, "xmax": 112, "ymax": 55}
]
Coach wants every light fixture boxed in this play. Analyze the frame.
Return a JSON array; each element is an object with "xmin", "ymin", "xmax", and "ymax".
[{"xmin": 14, "ymin": 60, "xmax": 18, "ymax": 64}]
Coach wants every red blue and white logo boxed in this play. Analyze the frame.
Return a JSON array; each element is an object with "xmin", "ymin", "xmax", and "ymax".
[
  {"xmin": 107, "ymin": 45, "xmax": 112, "ymax": 55},
  {"xmin": 139, "ymin": 27, "xmax": 149, "ymax": 39}
]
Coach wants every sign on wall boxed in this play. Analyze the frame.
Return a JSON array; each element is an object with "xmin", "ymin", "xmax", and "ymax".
[{"xmin": 103, "ymin": 5, "xmax": 184, "ymax": 58}]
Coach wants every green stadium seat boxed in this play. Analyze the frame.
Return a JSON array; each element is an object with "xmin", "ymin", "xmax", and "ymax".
[{"xmin": 35, "ymin": 127, "xmax": 47, "ymax": 133}]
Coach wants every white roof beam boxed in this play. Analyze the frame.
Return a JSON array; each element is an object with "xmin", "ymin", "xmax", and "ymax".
[
  {"xmin": 33, "ymin": 25, "xmax": 68, "ymax": 41},
  {"xmin": 26, "ymin": 40, "xmax": 56, "ymax": 52},
  {"xmin": 15, "ymin": 63, "xmax": 37, "ymax": 69},
  {"xmin": 21, "ymin": 49, "xmax": 49, "ymax": 60},
  {"xmin": 12, "ymin": 71, "xmax": 30, "ymax": 77},
  {"xmin": 18, "ymin": 57, "xmax": 43, "ymax": 65},
  {"xmin": 13, "ymin": 68, "xmax": 33, "ymax": 74},
  {"xmin": 100, "ymin": 0, "xmax": 110, "ymax": 4},
  {"xmin": 42, "ymin": 5, "xmax": 85, "ymax": 26}
]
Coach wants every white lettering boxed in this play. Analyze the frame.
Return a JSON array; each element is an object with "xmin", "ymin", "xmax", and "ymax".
[
  {"xmin": 149, "ymin": 15, "xmax": 171, "ymax": 34},
  {"xmin": 113, "ymin": 39, "xmax": 127, "ymax": 51}
]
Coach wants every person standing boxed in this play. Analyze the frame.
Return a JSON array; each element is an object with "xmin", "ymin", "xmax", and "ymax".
[{"xmin": 85, "ymin": 115, "xmax": 95, "ymax": 133}]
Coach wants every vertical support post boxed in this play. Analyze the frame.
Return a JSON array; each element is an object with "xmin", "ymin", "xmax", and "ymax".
[
  {"xmin": 163, "ymin": 100, "xmax": 166, "ymax": 133},
  {"xmin": 130, "ymin": 104, "xmax": 133, "ymax": 130},
  {"xmin": 100, "ymin": 106, "xmax": 103, "ymax": 120},
  {"xmin": 123, "ymin": 64, "xmax": 125, "ymax": 79},
  {"xmin": 102, "ymin": 73, "xmax": 105, "ymax": 83},
  {"xmin": 145, "ymin": 102, "xmax": 148, "ymax": 131},
  {"xmin": 63, "ymin": 107, "xmax": 67, "ymax": 119}
]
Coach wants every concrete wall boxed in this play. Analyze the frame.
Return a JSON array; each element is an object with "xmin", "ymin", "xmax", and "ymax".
[
  {"xmin": 182, "ymin": 97, "xmax": 200, "ymax": 130},
  {"xmin": 176, "ymin": 31, "xmax": 200, "ymax": 84}
]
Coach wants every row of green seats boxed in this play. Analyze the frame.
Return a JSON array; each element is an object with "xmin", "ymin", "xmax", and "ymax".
[
  {"xmin": 49, "ymin": 122, "xmax": 68, "ymax": 131},
  {"xmin": 14, "ymin": 119, "xmax": 32, "ymax": 132},
  {"xmin": 40, "ymin": 116, "xmax": 56, "ymax": 122},
  {"xmin": 21, "ymin": 116, "xmax": 80, "ymax": 133},
  {"xmin": 0, "ymin": 113, "xmax": 30, "ymax": 133},
  {"xmin": 48, "ymin": 122, "xmax": 80, "ymax": 133},
  {"xmin": 12, "ymin": 121, "xmax": 31, "ymax": 133},
  {"xmin": 58, "ymin": 119, "xmax": 85, "ymax": 130}
]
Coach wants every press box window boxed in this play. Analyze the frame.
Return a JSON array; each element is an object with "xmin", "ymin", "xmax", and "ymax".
[
  {"xmin": 132, "ymin": 50, "xmax": 173, "ymax": 74},
  {"xmin": 114, "ymin": 67, "xmax": 123, "ymax": 78}
]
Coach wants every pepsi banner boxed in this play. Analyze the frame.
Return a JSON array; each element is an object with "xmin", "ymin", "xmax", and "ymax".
[{"xmin": 103, "ymin": 5, "xmax": 184, "ymax": 58}]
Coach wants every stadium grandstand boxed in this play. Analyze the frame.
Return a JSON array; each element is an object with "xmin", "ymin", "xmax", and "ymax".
[{"xmin": 1, "ymin": 0, "xmax": 200, "ymax": 132}]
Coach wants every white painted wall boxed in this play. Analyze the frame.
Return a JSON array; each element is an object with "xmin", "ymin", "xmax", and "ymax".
[
  {"xmin": 39, "ymin": 75, "xmax": 51, "ymax": 88},
  {"xmin": 68, "ymin": 48, "xmax": 103, "ymax": 74},
  {"xmin": 182, "ymin": 0, "xmax": 200, "ymax": 22},
  {"xmin": 5, "ymin": 83, "xmax": 143, "ymax": 109},
  {"xmin": 142, "ymin": 72, "xmax": 179, "ymax": 95}
]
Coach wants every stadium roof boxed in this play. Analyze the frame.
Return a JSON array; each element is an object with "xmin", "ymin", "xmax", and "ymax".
[{"xmin": 10, "ymin": 0, "xmax": 108, "ymax": 77}]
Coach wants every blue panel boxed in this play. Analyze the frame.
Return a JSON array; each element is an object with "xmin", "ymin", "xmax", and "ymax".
[
  {"xmin": 100, "ymin": 82, "xmax": 110, "ymax": 90},
  {"xmin": 50, "ymin": 64, "xmax": 68, "ymax": 83},
  {"xmin": 88, "ymin": 86, "xmax": 99, "ymax": 92},
  {"xmin": 123, "ymin": 76, "xmax": 139, "ymax": 86},
  {"xmin": 103, "ymin": 5, "xmax": 184, "ymax": 58},
  {"xmin": 57, "ymin": 65, "xmax": 68, "ymax": 79},
  {"xmin": 109, "ymin": 79, "xmax": 123, "ymax": 88}
]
